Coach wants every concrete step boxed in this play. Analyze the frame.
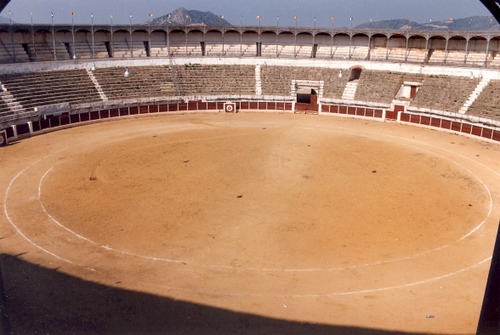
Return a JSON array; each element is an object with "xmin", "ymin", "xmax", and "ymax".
[
  {"xmin": 459, "ymin": 77, "xmax": 490, "ymax": 114},
  {"xmin": 342, "ymin": 81, "xmax": 358, "ymax": 100}
]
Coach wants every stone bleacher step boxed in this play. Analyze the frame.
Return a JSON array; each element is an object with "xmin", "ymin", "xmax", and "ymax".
[
  {"xmin": 0, "ymin": 84, "xmax": 27, "ymax": 115},
  {"xmin": 255, "ymin": 64, "xmax": 262, "ymax": 96},
  {"xmin": 341, "ymin": 80, "xmax": 358, "ymax": 101},
  {"xmin": 459, "ymin": 77, "xmax": 490, "ymax": 115},
  {"xmin": 86, "ymin": 69, "xmax": 108, "ymax": 102}
]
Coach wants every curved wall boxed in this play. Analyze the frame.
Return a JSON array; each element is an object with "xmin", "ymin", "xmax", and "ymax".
[
  {"xmin": 1, "ymin": 23, "xmax": 500, "ymax": 67},
  {"xmin": 1, "ymin": 55, "xmax": 500, "ymax": 146}
]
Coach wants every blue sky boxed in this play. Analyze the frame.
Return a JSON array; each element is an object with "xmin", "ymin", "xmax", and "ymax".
[{"xmin": 2, "ymin": 0, "xmax": 493, "ymax": 28}]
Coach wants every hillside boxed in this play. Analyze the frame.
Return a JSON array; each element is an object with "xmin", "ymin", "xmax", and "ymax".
[
  {"xmin": 143, "ymin": 7, "xmax": 231, "ymax": 26},
  {"xmin": 355, "ymin": 16, "xmax": 499, "ymax": 30}
]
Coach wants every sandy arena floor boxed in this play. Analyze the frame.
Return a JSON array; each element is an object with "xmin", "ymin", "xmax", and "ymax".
[{"xmin": 1, "ymin": 112, "xmax": 500, "ymax": 334}]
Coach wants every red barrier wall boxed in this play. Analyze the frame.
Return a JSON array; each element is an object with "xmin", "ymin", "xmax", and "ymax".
[{"xmin": 7, "ymin": 101, "xmax": 500, "ymax": 144}]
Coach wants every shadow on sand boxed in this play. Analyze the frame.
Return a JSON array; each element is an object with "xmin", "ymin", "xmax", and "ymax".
[{"xmin": 0, "ymin": 253, "xmax": 458, "ymax": 335}]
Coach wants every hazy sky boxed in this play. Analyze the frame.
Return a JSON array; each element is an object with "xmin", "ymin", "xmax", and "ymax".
[{"xmin": 2, "ymin": 0, "xmax": 493, "ymax": 28}]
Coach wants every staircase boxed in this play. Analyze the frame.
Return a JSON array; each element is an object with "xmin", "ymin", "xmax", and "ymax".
[
  {"xmin": 86, "ymin": 68, "xmax": 108, "ymax": 102},
  {"xmin": 342, "ymin": 80, "xmax": 358, "ymax": 100},
  {"xmin": 255, "ymin": 64, "xmax": 262, "ymax": 96},
  {"xmin": 0, "ymin": 84, "xmax": 26, "ymax": 115},
  {"xmin": 459, "ymin": 77, "xmax": 490, "ymax": 114},
  {"xmin": 167, "ymin": 58, "xmax": 181, "ymax": 96}
]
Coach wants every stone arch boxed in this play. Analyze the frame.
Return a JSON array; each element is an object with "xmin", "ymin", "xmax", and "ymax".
[
  {"xmin": 349, "ymin": 65, "xmax": 364, "ymax": 81},
  {"xmin": 150, "ymin": 30, "xmax": 167, "ymax": 56},
  {"xmin": 427, "ymin": 36, "xmax": 447, "ymax": 63},
  {"xmin": 351, "ymin": 33, "xmax": 369, "ymax": 60}
]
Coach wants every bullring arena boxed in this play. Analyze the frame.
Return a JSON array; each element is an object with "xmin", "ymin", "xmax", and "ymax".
[{"xmin": 2, "ymin": 21, "xmax": 500, "ymax": 335}]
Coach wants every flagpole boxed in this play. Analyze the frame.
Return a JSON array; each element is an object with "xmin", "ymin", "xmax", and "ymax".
[
  {"xmin": 91, "ymin": 13, "xmax": 95, "ymax": 59},
  {"xmin": 294, "ymin": 16, "xmax": 297, "ymax": 57},
  {"xmin": 130, "ymin": 14, "xmax": 133, "ymax": 58},
  {"xmin": 9, "ymin": 11, "xmax": 15, "ymax": 62},
  {"xmin": 30, "ymin": 11, "xmax": 35, "ymax": 55},
  {"xmin": 148, "ymin": 13, "xmax": 153, "ymax": 57},
  {"xmin": 110, "ymin": 13, "xmax": 114, "ymax": 57},
  {"xmin": 51, "ymin": 12, "xmax": 56, "ymax": 60},
  {"xmin": 71, "ymin": 12, "xmax": 76, "ymax": 59}
]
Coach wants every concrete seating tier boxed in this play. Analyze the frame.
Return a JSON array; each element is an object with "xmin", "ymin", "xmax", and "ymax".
[
  {"xmin": 331, "ymin": 46, "xmax": 351, "ymax": 60},
  {"xmin": 224, "ymin": 44, "xmax": 243, "ymax": 57},
  {"xmin": 444, "ymin": 50, "xmax": 467, "ymax": 66},
  {"xmin": 150, "ymin": 46, "xmax": 169, "ymax": 57},
  {"xmin": 410, "ymin": 75, "xmax": 479, "ymax": 113},
  {"xmin": 489, "ymin": 53, "xmax": 500, "ymax": 68},
  {"xmin": 168, "ymin": 44, "xmax": 202, "ymax": 57},
  {"xmin": 0, "ymin": 33, "xmax": 15, "ymax": 63},
  {"xmin": 174, "ymin": 64, "xmax": 255, "ymax": 96},
  {"xmin": 26, "ymin": 42, "xmax": 70, "ymax": 62},
  {"xmin": 166, "ymin": 45, "xmax": 183, "ymax": 56},
  {"xmin": 226, "ymin": 44, "xmax": 253, "ymax": 57},
  {"xmin": 314, "ymin": 45, "xmax": 368, "ymax": 60},
  {"xmin": 350, "ymin": 46, "xmax": 369, "ymax": 60},
  {"xmin": 0, "ymin": 69, "xmax": 101, "ymax": 110},
  {"xmin": 91, "ymin": 66, "xmax": 177, "ymax": 100},
  {"xmin": 242, "ymin": 44, "xmax": 257, "ymax": 57},
  {"xmin": 369, "ymin": 47, "xmax": 387, "ymax": 61},
  {"xmin": 386, "ymin": 47, "xmax": 431, "ymax": 64},
  {"xmin": 315, "ymin": 45, "xmax": 333, "ymax": 59},
  {"xmin": 188, "ymin": 45, "xmax": 203, "ymax": 57},
  {"xmin": 205, "ymin": 44, "xmax": 224, "ymax": 56},
  {"xmin": 260, "ymin": 66, "xmax": 348, "ymax": 99},
  {"xmin": 277, "ymin": 45, "xmax": 294, "ymax": 58},
  {"xmin": 260, "ymin": 66, "xmax": 305, "ymax": 96},
  {"xmin": 72, "ymin": 41, "xmax": 92, "ymax": 59},
  {"xmin": 386, "ymin": 48, "xmax": 407, "ymax": 63},
  {"xmin": 0, "ymin": 92, "xmax": 13, "ymax": 117},
  {"xmin": 1, "ymin": 44, "xmax": 29, "ymax": 63},
  {"xmin": 465, "ymin": 51, "xmax": 489, "ymax": 67},
  {"xmin": 427, "ymin": 49, "xmax": 480, "ymax": 66},
  {"xmin": 323, "ymin": 69, "xmax": 351, "ymax": 98},
  {"xmin": 467, "ymin": 79, "xmax": 500, "ymax": 120},
  {"xmin": 406, "ymin": 48, "xmax": 427, "ymax": 63},
  {"xmin": 0, "ymin": 33, "xmax": 30, "ymax": 63},
  {"xmin": 262, "ymin": 44, "xmax": 278, "ymax": 58},
  {"xmin": 112, "ymin": 41, "xmax": 148, "ymax": 58},
  {"xmin": 1, "ymin": 28, "xmax": 500, "ymax": 71},
  {"xmin": 295, "ymin": 45, "xmax": 313, "ymax": 58},
  {"xmin": 428, "ymin": 49, "xmax": 447, "ymax": 64},
  {"xmin": 74, "ymin": 41, "xmax": 109, "ymax": 59},
  {"xmin": 355, "ymin": 71, "xmax": 409, "ymax": 103}
]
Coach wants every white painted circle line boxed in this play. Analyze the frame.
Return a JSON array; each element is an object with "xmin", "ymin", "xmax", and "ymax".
[
  {"xmin": 3, "ymin": 161, "xmax": 73, "ymax": 264},
  {"xmin": 38, "ymin": 164, "xmax": 186, "ymax": 264},
  {"xmin": 138, "ymin": 257, "xmax": 493, "ymax": 299},
  {"xmin": 38, "ymin": 165, "xmax": 97, "ymax": 245},
  {"xmin": 2, "ymin": 117, "xmax": 498, "ymax": 298},
  {"xmin": 29, "ymin": 123, "xmax": 497, "ymax": 275}
]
